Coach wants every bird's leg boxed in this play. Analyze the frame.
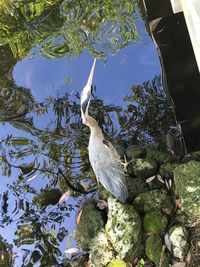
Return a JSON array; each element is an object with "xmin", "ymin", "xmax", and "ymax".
[{"xmin": 122, "ymin": 155, "xmax": 134, "ymax": 173}]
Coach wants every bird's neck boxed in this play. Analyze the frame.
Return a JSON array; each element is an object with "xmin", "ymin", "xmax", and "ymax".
[{"xmin": 85, "ymin": 115, "xmax": 104, "ymax": 139}]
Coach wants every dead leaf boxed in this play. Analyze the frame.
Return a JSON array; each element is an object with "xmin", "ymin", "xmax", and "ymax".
[
  {"xmin": 172, "ymin": 262, "xmax": 186, "ymax": 267},
  {"xmin": 76, "ymin": 209, "xmax": 83, "ymax": 224},
  {"xmin": 146, "ymin": 175, "xmax": 156, "ymax": 184},
  {"xmin": 58, "ymin": 190, "xmax": 70, "ymax": 204}
]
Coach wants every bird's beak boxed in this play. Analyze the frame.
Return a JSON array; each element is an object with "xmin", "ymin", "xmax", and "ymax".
[
  {"xmin": 86, "ymin": 58, "xmax": 96, "ymax": 89},
  {"xmin": 81, "ymin": 59, "xmax": 96, "ymax": 122}
]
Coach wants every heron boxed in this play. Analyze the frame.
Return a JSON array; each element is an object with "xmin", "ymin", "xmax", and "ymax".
[{"xmin": 80, "ymin": 59, "xmax": 128, "ymax": 203}]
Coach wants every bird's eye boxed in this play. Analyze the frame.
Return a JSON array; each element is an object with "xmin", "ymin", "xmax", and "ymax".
[{"xmin": 103, "ymin": 139, "xmax": 110, "ymax": 147}]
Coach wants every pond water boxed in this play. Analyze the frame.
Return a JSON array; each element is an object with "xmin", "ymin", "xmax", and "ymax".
[{"xmin": 0, "ymin": 1, "xmax": 181, "ymax": 266}]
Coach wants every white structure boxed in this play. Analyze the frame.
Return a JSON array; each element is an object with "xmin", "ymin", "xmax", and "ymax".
[{"xmin": 170, "ymin": 0, "xmax": 200, "ymax": 72}]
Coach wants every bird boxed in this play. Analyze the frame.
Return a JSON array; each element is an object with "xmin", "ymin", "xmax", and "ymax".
[{"xmin": 80, "ymin": 59, "xmax": 128, "ymax": 203}]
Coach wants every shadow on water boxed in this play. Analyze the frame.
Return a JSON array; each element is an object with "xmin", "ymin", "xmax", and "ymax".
[{"xmin": 0, "ymin": 0, "xmax": 185, "ymax": 266}]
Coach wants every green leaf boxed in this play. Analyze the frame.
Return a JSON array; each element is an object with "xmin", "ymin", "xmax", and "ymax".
[{"xmin": 107, "ymin": 259, "xmax": 127, "ymax": 267}]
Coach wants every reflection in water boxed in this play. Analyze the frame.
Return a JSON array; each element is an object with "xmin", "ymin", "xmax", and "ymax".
[{"xmin": 0, "ymin": 0, "xmax": 182, "ymax": 266}]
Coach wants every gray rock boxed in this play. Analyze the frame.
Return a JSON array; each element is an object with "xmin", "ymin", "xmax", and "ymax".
[
  {"xmin": 105, "ymin": 197, "xmax": 142, "ymax": 261},
  {"xmin": 173, "ymin": 161, "xmax": 200, "ymax": 216},
  {"xmin": 169, "ymin": 225, "xmax": 189, "ymax": 259}
]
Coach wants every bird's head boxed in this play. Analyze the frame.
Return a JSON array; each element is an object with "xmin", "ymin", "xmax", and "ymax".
[{"xmin": 80, "ymin": 59, "xmax": 96, "ymax": 124}]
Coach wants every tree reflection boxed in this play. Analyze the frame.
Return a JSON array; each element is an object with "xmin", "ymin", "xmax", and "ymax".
[{"xmin": 0, "ymin": 72, "xmax": 177, "ymax": 265}]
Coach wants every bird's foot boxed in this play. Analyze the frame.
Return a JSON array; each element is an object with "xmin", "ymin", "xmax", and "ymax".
[{"xmin": 122, "ymin": 155, "xmax": 134, "ymax": 172}]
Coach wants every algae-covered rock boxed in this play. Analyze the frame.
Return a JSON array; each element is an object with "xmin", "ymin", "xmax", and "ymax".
[
  {"xmin": 173, "ymin": 161, "xmax": 200, "ymax": 215},
  {"xmin": 105, "ymin": 197, "xmax": 142, "ymax": 261},
  {"xmin": 107, "ymin": 259, "xmax": 127, "ymax": 267},
  {"xmin": 146, "ymin": 146, "xmax": 173, "ymax": 165},
  {"xmin": 182, "ymin": 151, "xmax": 200, "ymax": 163},
  {"xmin": 125, "ymin": 145, "xmax": 145, "ymax": 159},
  {"xmin": 159, "ymin": 163, "xmax": 178, "ymax": 178},
  {"xmin": 127, "ymin": 158, "xmax": 157, "ymax": 179},
  {"xmin": 145, "ymin": 235, "xmax": 169, "ymax": 267},
  {"xmin": 169, "ymin": 225, "xmax": 189, "ymax": 259},
  {"xmin": 89, "ymin": 230, "xmax": 115, "ymax": 267},
  {"xmin": 32, "ymin": 188, "xmax": 62, "ymax": 206},
  {"xmin": 125, "ymin": 177, "xmax": 148, "ymax": 199},
  {"xmin": 133, "ymin": 189, "xmax": 173, "ymax": 213},
  {"xmin": 144, "ymin": 211, "xmax": 168, "ymax": 233},
  {"xmin": 74, "ymin": 199, "xmax": 105, "ymax": 250}
]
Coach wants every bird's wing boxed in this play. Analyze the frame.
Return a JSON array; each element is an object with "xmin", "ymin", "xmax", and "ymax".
[{"xmin": 89, "ymin": 141, "xmax": 128, "ymax": 203}]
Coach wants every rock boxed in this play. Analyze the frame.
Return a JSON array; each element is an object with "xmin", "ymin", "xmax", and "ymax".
[
  {"xmin": 146, "ymin": 146, "xmax": 173, "ymax": 165},
  {"xmin": 173, "ymin": 161, "xmax": 200, "ymax": 215},
  {"xmin": 133, "ymin": 189, "xmax": 173, "ymax": 213},
  {"xmin": 105, "ymin": 197, "xmax": 142, "ymax": 261},
  {"xmin": 182, "ymin": 151, "xmax": 200, "ymax": 163},
  {"xmin": 125, "ymin": 145, "xmax": 145, "ymax": 159},
  {"xmin": 159, "ymin": 163, "xmax": 178, "ymax": 179},
  {"xmin": 89, "ymin": 230, "xmax": 115, "ymax": 267},
  {"xmin": 127, "ymin": 158, "xmax": 157, "ymax": 178},
  {"xmin": 74, "ymin": 199, "xmax": 105, "ymax": 250},
  {"xmin": 145, "ymin": 235, "xmax": 169, "ymax": 267},
  {"xmin": 144, "ymin": 211, "xmax": 168, "ymax": 233},
  {"xmin": 125, "ymin": 177, "xmax": 148, "ymax": 199},
  {"xmin": 107, "ymin": 259, "xmax": 127, "ymax": 266},
  {"xmin": 169, "ymin": 225, "xmax": 189, "ymax": 259}
]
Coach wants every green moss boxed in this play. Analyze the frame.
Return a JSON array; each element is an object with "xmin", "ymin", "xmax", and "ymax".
[
  {"xmin": 173, "ymin": 161, "xmax": 200, "ymax": 215},
  {"xmin": 128, "ymin": 158, "xmax": 157, "ymax": 178},
  {"xmin": 144, "ymin": 211, "xmax": 168, "ymax": 233},
  {"xmin": 125, "ymin": 145, "xmax": 145, "ymax": 159},
  {"xmin": 146, "ymin": 147, "xmax": 173, "ymax": 165},
  {"xmin": 133, "ymin": 189, "xmax": 173, "ymax": 213},
  {"xmin": 159, "ymin": 163, "xmax": 178, "ymax": 178},
  {"xmin": 145, "ymin": 235, "xmax": 169, "ymax": 267},
  {"xmin": 74, "ymin": 200, "xmax": 105, "ymax": 250}
]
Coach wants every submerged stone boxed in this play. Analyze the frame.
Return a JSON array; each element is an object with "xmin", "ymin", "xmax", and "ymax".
[
  {"xmin": 169, "ymin": 225, "xmax": 189, "ymax": 259},
  {"xmin": 144, "ymin": 211, "xmax": 168, "ymax": 233},
  {"xmin": 159, "ymin": 163, "xmax": 178, "ymax": 178},
  {"xmin": 182, "ymin": 151, "xmax": 200, "ymax": 163},
  {"xmin": 125, "ymin": 177, "xmax": 148, "ymax": 199},
  {"xmin": 74, "ymin": 199, "xmax": 105, "ymax": 250},
  {"xmin": 173, "ymin": 161, "xmax": 200, "ymax": 215},
  {"xmin": 133, "ymin": 189, "xmax": 173, "ymax": 213},
  {"xmin": 127, "ymin": 158, "xmax": 157, "ymax": 178},
  {"xmin": 146, "ymin": 146, "xmax": 173, "ymax": 165},
  {"xmin": 89, "ymin": 230, "xmax": 115, "ymax": 267},
  {"xmin": 145, "ymin": 235, "xmax": 169, "ymax": 267},
  {"xmin": 105, "ymin": 197, "xmax": 142, "ymax": 261},
  {"xmin": 125, "ymin": 145, "xmax": 145, "ymax": 159}
]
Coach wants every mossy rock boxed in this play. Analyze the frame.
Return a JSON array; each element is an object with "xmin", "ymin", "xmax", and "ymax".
[
  {"xmin": 125, "ymin": 177, "xmax": 148, "ymax": 199},
  {"xmin": 127, "ymin": 158, "xmax": 157, "ymax": 179},
  {"xmin": 159, "ymin": 163, "xmax": 178, "ymax": 178},
  {"xmin": 182, "ymin": 151, "xmax": 200, "ymax": 163},
  {"xmin": 144, "ymin": 211, "xmax": 168, "ymax": 233},
  {"xmin": 105, "ymin": 197, "xmax": 142, "ymax": 261},
  {"xmin": 169, "ymin": 224, "xmax": 189, "ymax": 259},
  {"xmin": 146, "ymin": 146, "xmax": 173, "ymax": 165},
  {"xmin": 89, "ymin": 230, "xmax": 115, "ymax": 267},
  {"xmin": 125, "ymin": 145, "xmax": 145, "ymax": 159},
  {"xmin": 74, "ymin": 199, "xmax": 105, "ymax": 250},
  {"xmin": 133, "ymin": 189, "xmax": 173, "ymax": 213},
  {"xmin": 173, "ymin": 161, "xmax": 200, "ymax": 215},
  {"xmin": 145, "ymin": 235, "xmax": 169, "ymax": 267}
]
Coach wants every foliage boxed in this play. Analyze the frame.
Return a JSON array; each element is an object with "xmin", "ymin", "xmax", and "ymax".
[{"xmin": 0, "ymin": 0, "xmax": 139, "ymax": 61}]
